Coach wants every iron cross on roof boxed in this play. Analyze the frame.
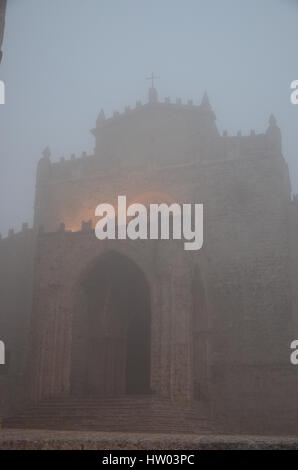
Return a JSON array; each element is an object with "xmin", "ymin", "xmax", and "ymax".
[{"xmin": 146, "ymin": 73, "xmax": 160, "ymax": 89}]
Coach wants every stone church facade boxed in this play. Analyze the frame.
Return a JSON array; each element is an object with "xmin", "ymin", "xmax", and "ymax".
[{"xmin": 1, "ymin": 87, "xmax": 298, "ymax": 434}]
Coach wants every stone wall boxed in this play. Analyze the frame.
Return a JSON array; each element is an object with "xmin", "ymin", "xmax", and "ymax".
[
  {"xmin": 0, "ymin": 227, "xmax": 35, "ymax": 417},
  {"xmin": 2, "ymin": 96, "xmax": 298, "ymax": 434},
  {"xmin": 26, "ymin": 229, "xmax": 194, "ymax": 403}
]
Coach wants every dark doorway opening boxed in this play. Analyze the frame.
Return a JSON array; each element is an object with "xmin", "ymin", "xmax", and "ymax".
[{"xmin": 71, "ymin": 251, "xmax": 151, "ymax": 397}]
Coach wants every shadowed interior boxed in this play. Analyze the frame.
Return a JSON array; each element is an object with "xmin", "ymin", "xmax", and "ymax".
[{"xmin": 71, "ymin": 251, "xmax": 151, "ymax": 397}]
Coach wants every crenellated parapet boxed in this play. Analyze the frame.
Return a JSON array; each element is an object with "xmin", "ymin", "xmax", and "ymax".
[
  {"xmin": 50, "ymin": 151, "xmax": 95, "ymax": 179},
  {"xmin": 40, "ymin": 94, "xmax": 282, "ymax": 183},
  {"xmin": 0, "ymin": 219, "xmax": 99, "ymax": 246},
  {"xmin": 0, "ymin": 222, "xmax": 34, "ymax": 244},
  {"xmin": 33, "ymin": 91, "xmax": 288, "ymax": 235},
  {"xmin": 36, "ymin": 92, "xmax": 217, "ymax": 185},
  {"xmin": 35, "ymin": 146, "xmax": 96, "ymax": 186},
  {"xmin": 220, "ymin": 114, "xmax": 283, "ymax": 160},
  {"xmin": 37, "ymin": 219, "xmax": 94, "ymax": 237},
  {"xmin": 91, "ymin": 92, "xmax": 206, "ymax": 135}
]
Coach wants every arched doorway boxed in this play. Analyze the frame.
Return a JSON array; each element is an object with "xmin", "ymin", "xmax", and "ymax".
[{"xmin": 71, "ymin": 251, "xmax": 151, "ymax": 397}]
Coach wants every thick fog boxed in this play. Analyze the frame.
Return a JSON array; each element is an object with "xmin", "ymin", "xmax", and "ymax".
[{"xmin": 0, "ymin": 0, "xmax": 297, "ymax": 235}]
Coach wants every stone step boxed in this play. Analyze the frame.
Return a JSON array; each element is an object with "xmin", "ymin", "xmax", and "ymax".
[
  {"xmin": 4, "ymin": 420, "xmax": 212, "ymax": 434},
  {"xmin": 4, "ymin": 396, "xmax": 213, "ymax": 434}
]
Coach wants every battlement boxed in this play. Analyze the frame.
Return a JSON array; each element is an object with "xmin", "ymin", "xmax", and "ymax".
[
  {"xmin": 0, "ymin": 220, "xmax": 96, "ymax": 245},
  {"xmin": 0, "ymin": 223, "xmax": 34, "ymax": 243},
  {"xmin": 36, "ymin": 91, "xmax": 282, "ymax": 188},
  {"xmin": 91, "ymin": 92, "xmax": 205, "ymax": 135},
  {"xmin": 36, "ymin": 220, "xmax": 94, "ymax": 238},
  {"xmin": 220, "ymin": 130, "xmax": 268, "ymax": 159},
  {"xmin": 220, "ymin": 114, "xmax": 282, "ymax": 160},
  {"xmin": 36, "ymin": 149, "xmax": 98, "ymax": 184},
  {"xmin": 34, "ymin": 213, "xmax": 190, "ymax": 241},
  {"xmin": 50, "ymin": 152, "xmax": 96, "ymax": 179},
  {"xmin": 32, "ymin": 94, "xmax": 285, "ymax": 235}
]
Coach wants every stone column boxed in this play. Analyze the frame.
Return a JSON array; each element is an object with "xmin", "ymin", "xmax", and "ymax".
[
  {"xmin": 154, "ymin": 241, "xmax": 193, "ymax": 402},
  {"xmin": 170, "ymin": 249, "xmax": 193, "ymax": 402}
]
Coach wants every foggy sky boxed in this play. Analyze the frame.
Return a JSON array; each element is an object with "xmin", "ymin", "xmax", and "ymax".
[{"xmin": 0, "ymin": 0, "xmax": 297, "ymax": 235}]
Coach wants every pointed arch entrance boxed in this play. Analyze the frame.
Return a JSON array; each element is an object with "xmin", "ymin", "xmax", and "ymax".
[{"xmin": 71, "ymin": 251, "xmax": 151, "ymax": 397}]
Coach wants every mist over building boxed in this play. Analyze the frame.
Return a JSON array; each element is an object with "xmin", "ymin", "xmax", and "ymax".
[
  {"xmin": 1, "ymin": 0, "xmax": 298, "ymax": 450},
  {"xmin": 1, "ymin": 84, "xmax": 298, "ymax": 436}
]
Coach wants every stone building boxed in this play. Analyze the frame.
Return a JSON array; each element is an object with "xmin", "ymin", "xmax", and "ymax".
[{"xmin": 1, "ymin": 87, "xmax": 298, "ymax": 434}]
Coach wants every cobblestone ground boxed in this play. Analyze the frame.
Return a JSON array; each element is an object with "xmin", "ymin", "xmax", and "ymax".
[{"xmin": 1, "ymin": 430, "xmax": 298, "ymax": 450}]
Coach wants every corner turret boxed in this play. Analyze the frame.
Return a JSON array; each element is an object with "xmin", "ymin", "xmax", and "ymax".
[
  {"xmin": 266, "ymin": 114, "xmax": 282, "ymax": 155},
  {"xmin": 96, "ymin": 109, "xmax": 106, "ymax": 127},
  {"xmin": 37, "ymin": 146, "xmax": 52, "ymax": 179},
  {"xmin": 200, "ymin": 92, "xmax": 216, "ymax": 121}
]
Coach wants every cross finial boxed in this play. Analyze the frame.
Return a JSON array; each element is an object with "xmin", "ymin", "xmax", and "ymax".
[{"xmin": 146, "ymin": 72, "xmax": 160, "ymax": 89}]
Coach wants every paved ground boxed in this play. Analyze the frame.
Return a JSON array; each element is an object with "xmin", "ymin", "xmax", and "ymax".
[{"xmin": 1, "ymin": 429, "xmax": 298, "ymax": 449}]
